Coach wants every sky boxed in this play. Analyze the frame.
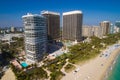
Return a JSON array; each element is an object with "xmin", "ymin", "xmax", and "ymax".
[{"xmin": 0, "ymin": 0, "xmax": 120, "ymax": 27}]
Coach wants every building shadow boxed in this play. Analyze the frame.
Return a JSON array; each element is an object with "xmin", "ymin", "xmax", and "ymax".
[
  {"xmin": 47, "ymin": 41, "xmax": 63, "ymax": 54},
  {"xmin": 0, "ymin": 53, "xmax": 9, "ymax": 67}
]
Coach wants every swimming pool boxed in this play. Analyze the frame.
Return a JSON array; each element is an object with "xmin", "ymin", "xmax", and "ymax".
[{"xmin": 21, "ymin": 62, "xmax": 28, "ymax": 68}]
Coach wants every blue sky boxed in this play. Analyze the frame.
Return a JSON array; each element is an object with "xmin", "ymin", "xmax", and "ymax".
[{"xmin": 0, "ymin": 0, "xmax": 120, "ymax": 27}]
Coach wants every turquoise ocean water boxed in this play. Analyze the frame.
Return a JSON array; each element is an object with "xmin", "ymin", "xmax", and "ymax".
[{"xmin": 107, "ymin": 53, "xmax": 120, "ymax": 80}]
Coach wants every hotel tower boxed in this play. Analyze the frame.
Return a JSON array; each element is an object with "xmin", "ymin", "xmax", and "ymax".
[
  {"xmin": 41, "ymin": 11, "xmax": 60, "ymax": 41},
  {"xmin": 62, "ymin": 10, "xmax": 83, "ymax": 42}
]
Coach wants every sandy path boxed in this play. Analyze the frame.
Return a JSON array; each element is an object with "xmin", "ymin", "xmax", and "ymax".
[{"xmin": 1, "ymin": 68, "xmax": 16, "ymax": 80}]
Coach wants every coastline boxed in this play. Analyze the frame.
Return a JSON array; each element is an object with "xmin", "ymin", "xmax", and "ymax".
[
  {"xmin": 104, "ymin": 54, "xmax": 119, "ymax": 80},
  {"xmin": 62, "ymin": 44, "xmax": 120, "ymax": 80},
  {"xmin": 101, "ymin": 48, "xmax": 120, "ymax": 80}
]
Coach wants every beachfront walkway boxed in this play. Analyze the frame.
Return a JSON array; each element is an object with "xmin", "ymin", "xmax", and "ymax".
[{"xmin": 1, "ymin": 68, "xmax": 16, "ymax": 80}]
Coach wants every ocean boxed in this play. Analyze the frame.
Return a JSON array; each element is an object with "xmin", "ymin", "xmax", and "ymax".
[{"xmin": 106, "ymin": 53, "xmax": 120, "ymax": 80}]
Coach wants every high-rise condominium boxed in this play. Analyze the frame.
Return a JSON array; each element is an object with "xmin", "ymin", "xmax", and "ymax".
[
  {"xmin": 10, "ymin": 26, "xmax": 16, "ymax": 32},
  {"xmin": 100, "ymin": 21, "xmax": 110, "ymax": 36},
  {"xmin": 22, "ymin": 13, "xmax": 47, "ymax": 64},
  {"xmin": 82, "ymin": 26, "xmax": 101, "ymax": 38},
  {"xmin": 63, "ymin": 10, "xmax": 83, "ymax": 42},
  {"xmin": 115, "ymin": 21, "xmax": 120, "ymax": 28},
  {"xmin": 41, "ymin": 11, "xmax": 60, "ymax": 41},
  {"xmin": 110, "ymin": 24, "xmax": 114, "ymax": 34},
  {"xmin": 115, "ymin": 21, "xmax": 120, "ymax": 32}
]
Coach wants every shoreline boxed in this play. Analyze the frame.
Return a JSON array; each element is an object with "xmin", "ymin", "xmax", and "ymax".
[
  {"xmin": 103, "ymin": 55, "xmax": 119, "ymax": 80},
  {"xmin": 101, "ymin": 48, "xmax": 120, "ymax": 80},
  {"xmin": 62, "ymin": 44, "xmax": 120, "ymax": 80}
]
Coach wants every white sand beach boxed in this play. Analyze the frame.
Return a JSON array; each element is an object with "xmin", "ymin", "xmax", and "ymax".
[
  {"xmin": 62, "ymin": 44, "xmax": 120, "ymax": 80},
  {"xmin": 1, "ymin": 68, "xmax": 16, "ymax": 80}
]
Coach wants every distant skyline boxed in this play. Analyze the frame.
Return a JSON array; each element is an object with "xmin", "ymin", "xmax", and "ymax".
[{"xmin": 0, "ymin": 0, "xmax": 120, "ymax": 27}]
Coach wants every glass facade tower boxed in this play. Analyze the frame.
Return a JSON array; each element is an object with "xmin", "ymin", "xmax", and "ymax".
[{"xmin": 22, "ymin": 13, "xmax": 47, "ymax": 64}]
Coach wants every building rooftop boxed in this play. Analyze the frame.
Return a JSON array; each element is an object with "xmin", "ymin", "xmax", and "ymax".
[
  {"xmin": 83, "ymin": 25, "xmax": 100, "ymax": 28},
  {"xmin": 102, "ymin": 21, "xmax": 110, "ymax": 23},
  {"xmin": 63, "ymin": 10, "xmax": 82, "ymax": 15},
  {"xmin": 41, "ymin": 11, "xmax": 60, "ymax": 15},
  {"xmin": 22, "ymin": 13, "xmax": 44, "ymax": 18}
]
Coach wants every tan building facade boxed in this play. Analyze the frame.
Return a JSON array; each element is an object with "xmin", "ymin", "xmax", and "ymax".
[
  {"xmin": 62, "ymin": 10, "xmax": 83, "ymax": 42},
  {"xmin": 100, "ymin": 21, "xmax": 110, "ymax": 36},
  {"xmin": 41, "ymin": 11, "xmax": 60, "ymax": 40},
  {"xmin": 82, "ymin": 26, "xmax": 101, "ymax": 38}
]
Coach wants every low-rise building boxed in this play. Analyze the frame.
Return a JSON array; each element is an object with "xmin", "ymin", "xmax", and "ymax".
[{"xmin": 11, "ymin": 60, "xmax": 22, "ymax": 69}]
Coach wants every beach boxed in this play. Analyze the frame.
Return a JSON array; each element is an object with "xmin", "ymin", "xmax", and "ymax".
[
  {"xmin": 106, "ymin": 53, "xmax": 120, "ymax": 80},
  {"xmin": 62, "ymin": 44, "xmax": 120, "ymax": 80},
  {"xmin": 1, "ymin": 68, "xmax": 16, "ymax": 80}
]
